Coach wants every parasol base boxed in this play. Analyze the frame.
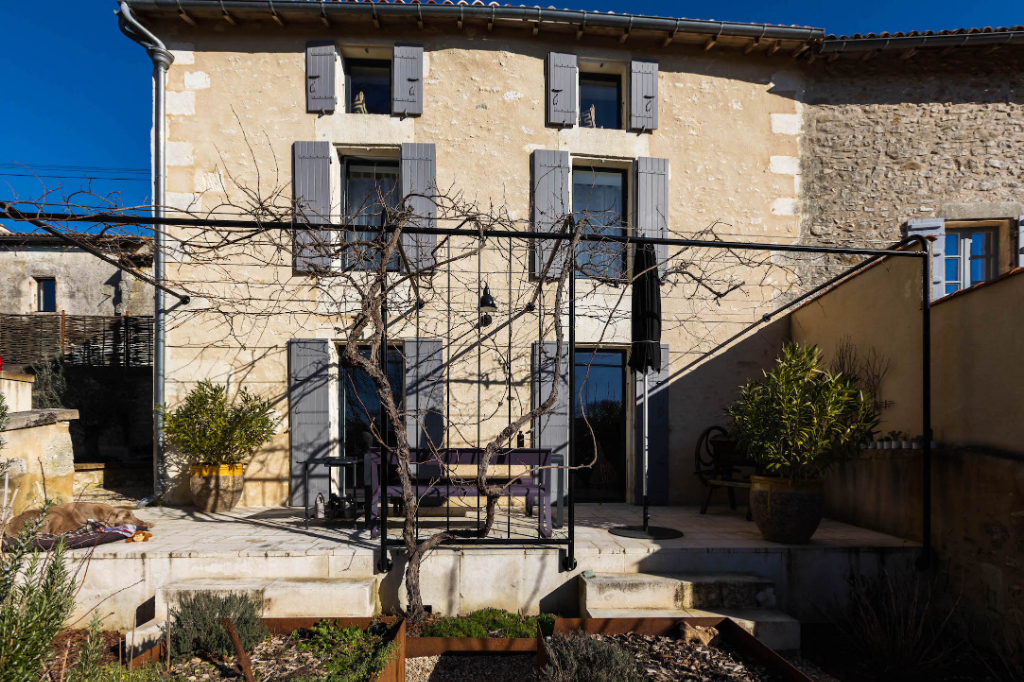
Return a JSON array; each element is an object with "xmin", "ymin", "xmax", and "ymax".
[{"xmin": 608, "ymin": 525, "xmax": 684, "ymax": 540}]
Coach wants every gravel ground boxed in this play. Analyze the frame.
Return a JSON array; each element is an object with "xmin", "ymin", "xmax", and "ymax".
[
  {"xmin": 405, "ymin": 654, "xmax": 536, "ymax": 682},
  {"xmin": 593, "ymin": 631, "xmax": 783, "ymax": 682},
  {"xmin": 783, "ymin": 654, "xmax": 842, "ymax": 682}
]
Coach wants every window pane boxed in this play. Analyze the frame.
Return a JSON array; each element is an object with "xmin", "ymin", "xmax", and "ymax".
[
  {"xmin": 574, "ymin": 349, "xmax": 626, "ymax": 502},
  {"xmin": 944, "ymin": 258, "xmax": 958, "ymax": 283},
  {"xmin": 945, "ymin": 234, "xmax": 959, "ymax": 256},
  {"xmin": 342, "ymin": 347, "xmax": 403, "ymax": 458},
  {"xmin": 573, "ymin": 169, "xmax": 626, "ymax": 279},
  {"xmin": 579, "ymin": 75, "xmax": 621, "ymax": 129},
  {"xmin": 345, "ymin": 163, "xmax": 400, "ymax": 270},
  {"xmin": 945, "ymin": 283, "xmax": 959, "ymax": 294},
  {"xmin": 969, "ymin": 231, "xmax": 989, "ymax": 257},
  {"xmin": 970, "ymin": 257, "xmax": 989, "ymax": 285},
  {"xmin": 348, "ymin": 62, "xmax": 391, "ymax": 115},
  {"xmin": 37, "ymin": 279, "xmax": 56, "ymax": 312}
]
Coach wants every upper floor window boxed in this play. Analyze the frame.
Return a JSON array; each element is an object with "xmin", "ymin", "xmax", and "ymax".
[
  {"xmin": 346, "ymin": 60, "xmax": 391, "ymax": 115},
  {"xmin": 579, "ymin": 73, "xmax": 622, "ymax": 129},
  {"xmin": 344, "ymin": 159, "xmax": 400, "ymax": 271},
  {"xmin": 943, "ymin": 225, "xmax": 1000, "ymax": 294},
  {"xmin": 35, "ymin": 277, "xmax": 56, "ymax": 312},
  {"xmin": 572, "ymin": 167, "xmax": 627, "ymax": 280}
]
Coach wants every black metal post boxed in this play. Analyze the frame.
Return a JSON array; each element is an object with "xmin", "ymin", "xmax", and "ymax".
[
  {"xmin": 564, "ymin": 244, "xmax": 577, "ymax": 572},
  {"xmin": 917, "ymin": 247, "xmax": 933, "ymax": 571},
  {"xmin": 378, "ymin": 292, "xmax": 392, "ymax": 573}
]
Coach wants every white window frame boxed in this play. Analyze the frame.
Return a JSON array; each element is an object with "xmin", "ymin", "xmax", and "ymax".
[{"xmin": 943, "ymin": 227, "xmax": 998, "ymax": 295}]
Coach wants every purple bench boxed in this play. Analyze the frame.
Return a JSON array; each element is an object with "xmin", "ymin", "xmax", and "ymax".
[{"xmin": 366, "ymin": 447, "xmax": 553, "ymax": 540}]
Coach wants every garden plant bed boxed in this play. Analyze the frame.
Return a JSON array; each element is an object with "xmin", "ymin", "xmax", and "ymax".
[
  {"xmin": 127, "ymin": 617, "xmax": 405, "ymax": 682},
  {"xmin": 543, "ymin": 618, "xmax": 813, "ymax": 682},
  {"xmin": 404, "ymin": 609, "xmax": 552, "ymax": 657}
]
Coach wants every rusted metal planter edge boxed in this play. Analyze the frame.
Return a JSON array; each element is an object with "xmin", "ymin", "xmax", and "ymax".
[
  {"xmin": 405, "ymin": 634, "xmax": 537, "ymax": 657},
  {"xmin": 127, "ymin": 616, "xmax": 406, "ymax": 682},
  {"xmin": 542, "ymin": 617, "xmax": 813, "ymax": 682}
]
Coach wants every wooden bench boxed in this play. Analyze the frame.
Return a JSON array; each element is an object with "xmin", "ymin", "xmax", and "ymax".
[
  {"xmin": 694, "ymin": 426, "xmax": 756, "ymax": 519},
  {"xmin": 367, "ymin": 447, "xmax": 553, "ymax": 539}
]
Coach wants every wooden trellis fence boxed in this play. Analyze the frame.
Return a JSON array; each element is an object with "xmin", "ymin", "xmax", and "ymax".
[{"xmin": 0, "ymin": 314, "xmax": 153, "ymax": 368}]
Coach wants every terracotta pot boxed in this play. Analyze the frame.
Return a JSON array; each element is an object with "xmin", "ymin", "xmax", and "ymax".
[
  {"xmin": 189, "ymin": 464, "xmax": 244, "ymax": 512},
  {"xmin": 749, "ymin": 475, "xmax": 824, "ymax": 544}
]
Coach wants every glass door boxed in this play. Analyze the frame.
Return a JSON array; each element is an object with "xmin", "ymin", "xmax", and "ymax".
[
  {"xmin": 341, "ymin": 347, "xmax": 404, "ymax": 460},
  {"xmin": 574, "ymin": 349, "xmax": 628, "ymax": 502}
]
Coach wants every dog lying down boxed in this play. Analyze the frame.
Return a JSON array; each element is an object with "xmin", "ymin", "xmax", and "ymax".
[{"xmin": 5, "ymin": 502, "xmax": 154, "ymax": 537}]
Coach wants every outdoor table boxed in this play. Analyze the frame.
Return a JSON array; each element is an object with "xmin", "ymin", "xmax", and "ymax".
[{"xmin": 301, "ymin": 456, "xmax": 364, "ymax": 529}]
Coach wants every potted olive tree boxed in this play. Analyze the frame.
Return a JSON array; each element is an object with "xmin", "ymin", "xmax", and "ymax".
[
  {"xmin": 162, "ymin": 380, "xmax": 279, "ymax": 512},
  {"xmin": 726, "ymin": 343, "xmax": 878, "ymax": 543}
]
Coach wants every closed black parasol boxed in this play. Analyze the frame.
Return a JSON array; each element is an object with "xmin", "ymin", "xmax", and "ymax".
[{"xmin": 611, "ymin": 242, "xmax": 683, "ymax": 540}]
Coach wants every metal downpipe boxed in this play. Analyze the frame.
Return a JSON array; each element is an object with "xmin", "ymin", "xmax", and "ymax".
[{"xmin": 116, "ymin": 1, "xmax": 174, "ymax": 507}]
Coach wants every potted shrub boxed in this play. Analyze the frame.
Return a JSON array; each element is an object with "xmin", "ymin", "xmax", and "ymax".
[
  {"xmin": 162, "ymin": 380, "xmax": 279, "ymax": 512},
  {"xmin": 726, "ymin": 343, "xmax": 879, "ymax": 543}
]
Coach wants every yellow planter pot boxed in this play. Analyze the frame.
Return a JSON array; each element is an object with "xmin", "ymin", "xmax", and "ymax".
[{"xmin": 189, "ymin": 464, "xmax": 245, "ymax": 512}]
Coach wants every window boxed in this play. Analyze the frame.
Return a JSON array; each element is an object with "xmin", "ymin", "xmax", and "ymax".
[
  {"xmin": 346, "ymin": 60, "xmax": 391, "ymax": 115},
  {"xmin": 572, "ymin": 168, "xmax": 627, "ymax": 279},
  {"xmin": 35, "ymin": 278, "xmax": 56, "ymax": 312},
  {"xmin": 341, "ymin": 346, "xmax": 404, "ymax": 459},
  {"xmin": 579, "ymin": 73, "xmax": 622, "ymax": 129},
  {"xmin": 944, "ymin": 228, "xmax": 997, "ymax": 294},
  {"xmin": 343, "ymin": 160, "xmax": 400, "ymax": 271},
  {"xmin": 573, "ymin": 349, "xmax": 627, "ymax": 502}
]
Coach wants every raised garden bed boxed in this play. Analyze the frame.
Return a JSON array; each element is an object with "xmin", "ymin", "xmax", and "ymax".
[
  {"xmin": 128, "ymin": 617, "xmax": 405, "ymax": 682},
  {"xmin": 540, "ymin": 618, "xmax": 813, "ymax": 682},
  {"xmin": 405, "ymin": 609, "xmax": 552, "ymax": 657}
]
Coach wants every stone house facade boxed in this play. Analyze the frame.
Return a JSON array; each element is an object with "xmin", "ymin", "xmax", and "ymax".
[{"xmin": 126, "ymin": 2, "xmax": 1023, "ymax": 511}]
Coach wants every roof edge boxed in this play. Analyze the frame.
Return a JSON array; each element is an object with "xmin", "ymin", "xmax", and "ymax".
[
  {"xmin": 127, "ymin": 1, "xmax": 825, "ymax": 43},
  {"xmin": 821, "ymin": 29, "xmax": 1024, "ymax": 53}
]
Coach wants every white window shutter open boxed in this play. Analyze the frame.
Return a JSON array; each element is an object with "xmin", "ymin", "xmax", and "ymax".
[
  {"xmin": 531, "ymin": 150, "xmax": 570, "ymax": 278},
  {"xmin": 1017, "ymin": 216, "xmax": 1024, "ymax": 268},
  {"xmin": 636, "ymin": 157, "xmax": 669, "ymax": 277},
  {"xmin": 904, "ymin": 218, "xmax": 945, "ymax": 301},
  {"xmin": 293, "ymin": 141, "xmax": 332, "ymax": 273}
]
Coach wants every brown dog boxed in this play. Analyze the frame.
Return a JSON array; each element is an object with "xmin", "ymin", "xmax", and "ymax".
[{"xmin": 4, "ymin": 502, "xmax": 153, "ymax": 537}]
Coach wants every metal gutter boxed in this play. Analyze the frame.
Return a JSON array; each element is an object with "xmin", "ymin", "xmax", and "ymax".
[
  {"xmin": 126, "ymin": 0, "xmax": 824, "ymax": 43},
  {"xmin": 821, "ymin": 30, "xmax": 1024, "ymax": 54},
  {"xmin": 116, "ymin": 1, "xmax": 175, "ymax": 508}
]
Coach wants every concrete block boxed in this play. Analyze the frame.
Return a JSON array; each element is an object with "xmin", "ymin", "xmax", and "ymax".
[
  {"xmin": 580, "ymin": 572, "xmax": 775, "ymax": 613},
  {"xmin": 263, "ymin": 578, "xmax": 376, "ymax": 618}
]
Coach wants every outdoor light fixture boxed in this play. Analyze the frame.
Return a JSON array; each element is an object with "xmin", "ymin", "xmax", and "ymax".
[{"xmin": 479, "ymin": 283, "xmax": 498, "ymax": 326}]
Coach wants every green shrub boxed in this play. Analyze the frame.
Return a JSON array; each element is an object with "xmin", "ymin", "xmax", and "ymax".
[
  {"xmin": 0, "ymin": 392, "xmax": 8, "ymax": 451},
  {"xmin": 538, "ymin": 631, "xmax": 647, "ymax": 682},
  {"xmin": 0, "ymin": 507, "xmax": 77, "ymax": 681},
  {"xmin": 294, "ymin": 619, "xmax": 398, "ymax": 682},
  {"xmin": 726, "ymin": 342, "xmax": 879, "ymax": 484},
  {"xmin": 161, "ymin": 380, "xmax": 279, "ymax": 466},
  {"xmin": 420, "ymin": 609, "xmax": 554, "ymax": 638},
  {"xmin": 168, "ymin": 591, "xmax": 266, "ymax": 660}
]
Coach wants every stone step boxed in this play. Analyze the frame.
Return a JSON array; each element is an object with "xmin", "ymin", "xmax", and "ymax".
[
  {"xmin": 583, "ymin": 607, "xmax": 801, "ymax": 652},
  {"xmin": 156, "ymin": 577, "xmax": 378, "ymax": 620},
  {"xmin": 124, "ymin": 618, "xmax": 165, "ymax": 662},
  {"xmin": 580, "ymin": 572, "xmax": 776, "ymax": 612}
]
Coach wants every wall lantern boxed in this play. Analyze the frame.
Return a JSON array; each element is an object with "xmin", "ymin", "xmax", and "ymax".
[{"xmin": 479, "ymin": 283, "xmax": 498, "ymax": 326}]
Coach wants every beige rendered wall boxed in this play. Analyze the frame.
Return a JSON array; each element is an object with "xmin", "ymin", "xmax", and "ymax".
[
  {"xmin": 1, "ymin": 410, "xmax": 78, "ymax": 516},
  {"xmin": 154, "ymin": 24, "xmax": 806, "ymax": 506}
]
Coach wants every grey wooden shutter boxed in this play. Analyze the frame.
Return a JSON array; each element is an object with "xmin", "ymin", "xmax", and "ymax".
[
  {"xmin": 546, "ymin": 53, "xmax": 578, "ymax": 127},
  {"xmin": 636, "ymin": 157, "xmax": 669, "ymax": 277},
  {"xmin": 533, "ymin": 341, "xmax": 569, "ymax": 489},
  {"xmin": 392, "ymin": 46, "xmax": 424, "ymax": 117},
  {"xmin": 400, "ymin": 143, "xmax": 437, "ymax": 271},
  {"xmin": 904, "ymin": 218, "xmax": 945, "ymax": 301},
  {"xmin": 293, "ymin": 141, "xmax": 332, "ymax": 273},
  {"xmin": 405, "ymin": 338, "xmax": 444, "ymax": 450},
  {"xmin": 629, "ymin": 60, "xmax": 658, "ymax": 131},
  {"xmin": 288, "ymin": 338, "xmax": 332, "ymax": 506},
  {"xmin": 1017, "ymin": 216, "xmax": 1024, "ymax": 268},
  {"xmin": 633, "ymin": 344, "xmax": 669, "ymax": 505},
  {"xmin": 306, "ymin": 41, "xmax": 337, "ymax": 113},
  {"xmin": 531, "ymin": 150, "xmax": 570, "ymax": 278}
]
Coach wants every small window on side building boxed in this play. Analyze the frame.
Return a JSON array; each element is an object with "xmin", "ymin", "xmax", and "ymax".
[
  {"xmin": 579, "ymin": 73, "xmax": 622, "ymax": 130},
  {"xmin": 346, "ymin": 60, "xmax": 391, "ymax": 115},
  {"xmin": 943, "ymin": 226, "xmax": 999, "ymax": 294},
  {"xmin": 36, "ymin": 277, "xmax": 56, "ymax": 312}
]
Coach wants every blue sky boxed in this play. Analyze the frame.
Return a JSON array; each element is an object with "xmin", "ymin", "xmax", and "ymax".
[{"xmin": 0, "ymin": 0, "xmax": 1019, "ymax": 228}]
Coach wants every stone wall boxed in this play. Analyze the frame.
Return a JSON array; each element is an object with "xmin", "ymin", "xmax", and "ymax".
[
  {"xmin": 1, "ymin": 409, "xmax": 79, "ymax": 515},
  {"xmin": 801, "ymin": 48, "xmax": 1024, "ymax": 259}
]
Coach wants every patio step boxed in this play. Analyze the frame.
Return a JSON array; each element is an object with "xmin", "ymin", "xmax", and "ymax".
[
  {"xmin": 156, "ymin": 577, "xmax": 378, "ymax": 620},
  {"xmin": 580, "ymin": 572, "xmax": 776, "ymax": 611},
  {"xmin": 582, "ymin": 607, "xmax": 801, "ymax": 652}
]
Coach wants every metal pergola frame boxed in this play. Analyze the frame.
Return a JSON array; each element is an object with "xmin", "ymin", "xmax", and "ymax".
[{"xmin": 1, "ymin": 208, "xmax": 935, "ymax": 573}]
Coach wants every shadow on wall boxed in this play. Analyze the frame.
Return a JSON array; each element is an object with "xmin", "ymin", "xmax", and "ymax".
[{"xmin": 664, "ymin": 317, "xmax": 790, "ymax": 506}]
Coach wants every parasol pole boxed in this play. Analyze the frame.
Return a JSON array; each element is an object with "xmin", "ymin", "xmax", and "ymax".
[{"xmin": 643, "ymin": 371, "xmax": 650, "ymax": 532}]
